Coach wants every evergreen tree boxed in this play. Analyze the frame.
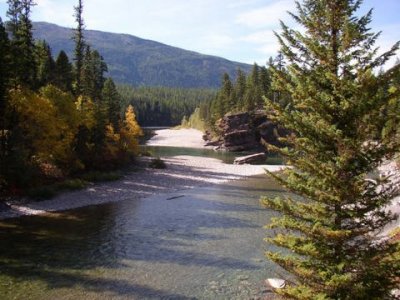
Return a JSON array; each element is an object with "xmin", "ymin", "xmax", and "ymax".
[
  {"xmin": 102, "ymin": 78, "xmax": 121, "ymax": 130},
  {"xmin": 259, "ymin": 66, "xmax": 271, "ymax": 99},
  {"xmin": 234, "ymin": 69, "xmax": 247, "ymax": 110},
  {"xmin": 73, "ymin": 0, "xmax": 85, "ymax": 95},
  {"xmin": 55, "ymin": 50, "xmax": 73, "ymax": 92},
  {"xmin": 81, "ymin": 47, "xmax": 108, "ymax": 102},
  {"xmin": 262, "ymin": 1, "xmax": 400, "ymax": 298},
  {"xmin": 6, "ymin": 0, "xmax": 37, "ymax": 88},
  {"xmin": 220, "ymin": 73, "xmax": 233, "ymax": 113},
  {"xmin": 35, "ymin": 40, "xmax": 56, "ymax": 88}
]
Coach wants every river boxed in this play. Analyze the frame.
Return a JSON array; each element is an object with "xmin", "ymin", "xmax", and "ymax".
[{"xmin": 0, "ymin": 144, "xmax": 286, "ymax": 299}]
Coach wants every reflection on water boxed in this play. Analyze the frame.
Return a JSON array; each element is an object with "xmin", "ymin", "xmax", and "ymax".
[
  {"xmin": 141, "ymin": 145, "xmax": 283, "ymax": 165},
  {"xmin": 0, "ymin": 175, "xmax": 285, "ymax": 299}
]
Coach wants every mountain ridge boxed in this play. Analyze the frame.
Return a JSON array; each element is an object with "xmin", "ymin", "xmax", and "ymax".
[{"xmin": 33, "ymin": 22, "xmax": 252, "ymax": 88}]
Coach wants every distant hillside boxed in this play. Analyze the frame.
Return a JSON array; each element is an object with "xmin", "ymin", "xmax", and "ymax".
[{"xmin": 32, "ymin": 22, "xmax": 252, "ymax": 88}]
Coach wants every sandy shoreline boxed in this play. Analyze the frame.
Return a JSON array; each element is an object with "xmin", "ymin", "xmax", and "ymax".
[
  {"xmin": 146, "ymin": 128, "xmax": 209, "ymax": 148},
  {"xmin": 0, "ymin": 129, "xmax": 284, "ymax": 220}
]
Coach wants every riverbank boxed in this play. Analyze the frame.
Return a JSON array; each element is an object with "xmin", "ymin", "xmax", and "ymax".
[
  {"xmin": 146, "ymin": 128, "xmax": 208, "ymax": 148},
  {"xmin": 0, "ymin": 128, "xmax": 284, "ymax": 220}
]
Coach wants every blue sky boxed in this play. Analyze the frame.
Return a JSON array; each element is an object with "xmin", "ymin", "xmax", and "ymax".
[{"xmin": 0, "ymin": 0, "xmax": 399, "ymax": 65}]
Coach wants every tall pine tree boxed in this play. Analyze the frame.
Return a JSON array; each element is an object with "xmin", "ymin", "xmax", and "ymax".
[
  {"xmin": 6, "ymin": 0, "xmax": 37, "ymax": 88},
  {"xmin": 262, "ymin": 0, "xmax": 400, "ymax": 298},
  {"xmin": 35, "ymin": 40, "xmax": 56, "ymax": 88},
  {"xmin": 55, "ymin": 50, "xmax": 73, "ymax": 92},
  {"xmin": 73, "ymin": 0, "xmax": 85, "ymax": 95},
  {"xmin": 102, "ymin": 78, "xmax": 121, "ymax": 130}
]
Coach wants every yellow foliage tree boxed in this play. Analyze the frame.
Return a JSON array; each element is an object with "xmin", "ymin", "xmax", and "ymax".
[
  {"xmin": 120, "ymin": 105, "xmax": 143, "ymax": 156},
  {"xmin": 75, "ymin": 95, "xmax": 96, "ymax": 130},
  {"xmin": 8, "ymin": 88, "xmax": 73, "ymax": 171},
  {"xmin": 39, "ymin": 85, "xmax": 80, "ymax": 168},
  {"xmin": 104, "ymin": 124, "xmax": 120, "ymax": 160}
]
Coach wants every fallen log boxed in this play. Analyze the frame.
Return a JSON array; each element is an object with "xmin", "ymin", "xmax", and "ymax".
[{"xmin": 234, "ymin": 152, "xmax": 266, "ymax": 165}]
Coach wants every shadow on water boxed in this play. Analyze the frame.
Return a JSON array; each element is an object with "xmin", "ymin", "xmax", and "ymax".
[{"xmin": 0, "ymin": 168, "xmax": 287, "ymax": 299}]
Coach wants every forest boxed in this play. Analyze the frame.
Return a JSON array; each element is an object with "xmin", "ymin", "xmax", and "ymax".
[
  {"xmin": 117, "ymin": 85, "xmax": 216, "ymax": 127},
  {"xmin": 0, "ymin": 0, "xmax": 143, "ymax": 197},
  {"xmin": 182, "ymin": 60, "xmax": 286, "ymax": 133}
]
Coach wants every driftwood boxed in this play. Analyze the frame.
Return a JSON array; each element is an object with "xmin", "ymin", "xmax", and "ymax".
[{"xmin": 234, "ymin": 153, "xmax": 266, "ymax": 165}]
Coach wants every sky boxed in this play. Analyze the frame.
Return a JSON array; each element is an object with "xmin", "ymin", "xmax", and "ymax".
[{"xmin": 0, "ymin": 0, "xmax": 399, "ymax": 65}]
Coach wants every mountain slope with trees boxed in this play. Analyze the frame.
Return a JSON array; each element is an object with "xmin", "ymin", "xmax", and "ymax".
[{"xmin": 32, "ymin": 22, "xmax": 252, "ymax": 88}]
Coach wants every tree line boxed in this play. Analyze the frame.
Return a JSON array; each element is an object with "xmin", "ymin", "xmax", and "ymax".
[
  {"xmin": 0, "ymin": 0, "xmax": 142, "ymax": 195},
  {"xmin": 183, "ymin": 61, "xmax": 288, "ymax": 133},
  {"xmin": 117, "ymin": 85, "xmax": 216, "ymax": 127}
]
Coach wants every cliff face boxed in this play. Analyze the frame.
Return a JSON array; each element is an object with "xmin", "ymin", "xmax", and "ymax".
[{"xmin": 205, "ymin": 111, "xmax": 288, "ymax": 152}]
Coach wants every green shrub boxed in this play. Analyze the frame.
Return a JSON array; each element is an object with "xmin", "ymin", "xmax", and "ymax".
[
  {"xmin": 56, "ymin": 179, "xmax": 88, "ymax": 191},
  {"xmin": 149, "ymin": 157, "xmax": 166, "ymax": 169}
]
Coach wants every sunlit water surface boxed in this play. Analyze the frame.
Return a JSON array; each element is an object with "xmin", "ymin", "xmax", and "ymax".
[{"xmin": 0, "ymin": 156, "xmax": 286, "ymax": 299}]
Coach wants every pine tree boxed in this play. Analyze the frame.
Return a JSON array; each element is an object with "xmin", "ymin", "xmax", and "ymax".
[
  {"xmin": 234, "ymin": 69, "xmax": 247, "ymax": 111},
  {"xmin": 102, "ymin": 78, "xmax": 121, "ymax": 130},
  {"xmin": 262, "ymin": 1, "xmax": 400, "ymax": 298},
  {"xmin": 35, "ymin": 40, "xmax": 56, "ymax": 88},
  {"xmin": 81, "ymin": 47, "xmax": 108, "ymax": 102},
  {"xmin": 6, "ymin": 0, "xmax": 37, "ymax": 88},
  {"xmin": 220, "ymin": 73, "xmax": 233, "ymax": 113},
  {"xmin": 55, "ymin": 50, "xmax": 73, "ymax": 92},
  {"xmin": 73, "ymin": 0, "xmax": 85, "ymax": 95}
]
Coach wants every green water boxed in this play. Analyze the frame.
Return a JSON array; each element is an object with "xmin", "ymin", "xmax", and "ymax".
[
  {"xmin": 0, "ymin": 148, "xmax": 287, "ymax": 299},
  {"xmin": 141, "ymin": 145, "xmax": 283, "ymax": 165}
]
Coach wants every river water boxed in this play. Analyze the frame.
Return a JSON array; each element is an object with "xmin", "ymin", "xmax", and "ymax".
[{"xmin": 0, "ymin": 148, "xmax": 286, "ymax": 299}]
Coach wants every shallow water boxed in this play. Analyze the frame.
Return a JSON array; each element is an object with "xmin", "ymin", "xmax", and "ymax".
[
  {"xmin": 141, "ymin": 145, "xmax": 283, "ymax": 165},
  {"xmin": 0, "ymin": 175, "xmax": 286, "ymax": 299}
]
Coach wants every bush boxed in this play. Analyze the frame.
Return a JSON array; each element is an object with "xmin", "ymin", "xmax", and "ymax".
[
  {"xmin": 56, "ymin": 179, "xmax": 88, "ymax": 190},
  {"xmin": 149, "ymin": 157, "xmax": 166, "ymax": 169}
]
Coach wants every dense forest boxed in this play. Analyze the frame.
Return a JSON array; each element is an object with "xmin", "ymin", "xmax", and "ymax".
[
  {"xmin": 117, "ymin": 85, "xmax": 216, "ymax": 127},
  {"xmin": 0, "ymin": 0, "xmax": 142, "ymax": 196}
]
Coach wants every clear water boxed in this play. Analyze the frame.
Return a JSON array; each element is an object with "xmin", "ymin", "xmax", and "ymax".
[
  {"xmin": 0, "ymin": 175, "xmax": 287, "ymax": 299},
  {"xmin": 141, "ymin": 145, "xmax": 283, "ymax": 165}
]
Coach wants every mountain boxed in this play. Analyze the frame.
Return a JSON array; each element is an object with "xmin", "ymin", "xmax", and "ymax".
[{"xmin": 32, "ymin": 22, "xmax": 252, "ymax": 88}]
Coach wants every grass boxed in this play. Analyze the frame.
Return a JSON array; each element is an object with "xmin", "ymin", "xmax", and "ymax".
[{"xmin": 27, "ymin": 171, "xmax": 123, "ymax": 200}]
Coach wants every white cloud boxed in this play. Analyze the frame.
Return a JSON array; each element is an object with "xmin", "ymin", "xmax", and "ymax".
[
  {"xmin": 33, "ymin": 0, "xmax": 74, "ymax": 27},
  {"xmin": 201, "ymin": 34, "xmax": 235, "ymax": 51},
  {"xmin": 235, "ymin": 0, "xmax": 295, "ymax": 28},
  {"xmin": 241, "ymin": 30, "xmax": 276, "ymax": 44}
]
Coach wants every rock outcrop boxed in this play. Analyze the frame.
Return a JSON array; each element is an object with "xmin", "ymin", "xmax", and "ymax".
[{"xmin": 207, "ymin": 110, "xmax": 288, "ymax": 152}]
